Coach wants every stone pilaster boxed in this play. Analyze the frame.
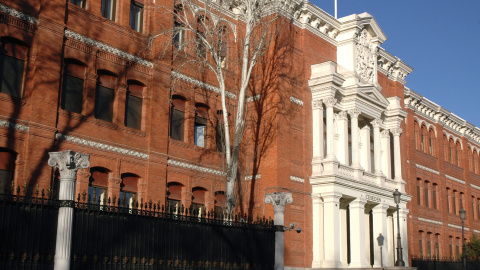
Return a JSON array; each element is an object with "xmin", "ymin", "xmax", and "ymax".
[{"xmin": 324, "ymin": 97, "xmax": 337, "ymax": 160}]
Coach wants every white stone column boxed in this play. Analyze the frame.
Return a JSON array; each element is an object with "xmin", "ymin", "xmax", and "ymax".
[
  {"xmin": 337, "ymin": 111, "xmax": 349, "ymax": 165},
  {"xmin": 372, "ymin": 204, "xmax": 390, "ymax": 267},
  {"xmin": 324, "ymin": 97, "xmax": 337, "ymax": 160},
  {"xmin": 349, "ymin": 109, "xmax": 361, "ymax": 169},
  {"xmin": 360, "ymin": 126, "xmax": 371, "ymax": 172},
  {"xmin": 392, "ymin": 128, "xmax": 403, "ymax": 182},
  {"xmin": 265, "ymin": 192, "xmax": 293, "ymax": 270},
  {"xmin": 312, "ymin": 99, "xmax": 324, "ymax": 159},
  {"xmin": 387, "ymin": 214, "xmax": 395, "ymax": 266},
  {"xmin": 48, "ymin": 151, "xmax": 90, "ymax": 270},
  {"xmin": 322, "ymin": 193, "xmax": 343, "ymax": 268},
  {"xmin": 381, "ymin": 130, "xmax": 392, "ymax": 179},
  {"xmin": 371, "ymin": 119, "xmax": 383, "ymax": 176},
  {"xmin": 312, "ymin": 195, "xmax": 324, "ymax": 267},
  {"xmin": 399, "ymin": 206, "xmax": 409, "ymax": 266},
  {"xmin": 349, "ymin": 198, "xmax": 370, "ymax": 268}
]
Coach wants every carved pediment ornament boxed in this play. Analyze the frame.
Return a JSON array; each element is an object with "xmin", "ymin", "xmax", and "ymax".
[{"xmin": 355, "ymin": 29, "xmax": 377, "ymax": 84}]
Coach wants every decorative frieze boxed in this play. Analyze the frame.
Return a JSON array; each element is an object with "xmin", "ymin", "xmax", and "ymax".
[
  {"xmin": 377, "ymin": 48, "xmax": 412, "ymax": 84},
  {"xmin": 245, "ymin": 175, "xmax": 261, "ymax": 180},
  {"xmin": 64, "ymin": 30, "xmax": 153, "ymax": 68},
  {"xmin": 312, "ymin": 99, "xmax": 323, "ymax": 110},
  {"xmin": 418, "ymin": 217, "xmax": 442, "ymax": 225},
  {"xmin": 0, "ymin": 3, "xmax": 38, "ymax": 24},
  {"xmin": 445, "ymin": 174, "xmax": 465, "ymax": 185},
  {"xmin": 290, "ymin": 175, "xmax": 305, "ymax": 183},
  {"xmin": 448, "ymin": 224, "xmax": 469, "ymax": 231},
  {"xmin": 355, "ymin": 29, "xmax": 376, "ymax": 84},
  {"xmin": 290, "ymin": 96, "xmax": 304, "ymax": 106},
  {"xmin": 171, "ymin": 71, "xmax": 236, "ymax": 99},
  {"xmin": 55, "ymin": 133, "xmax": 149, "ymax": 159},
  {"xmin": 415, "ymin": 164, "xmax": 439, "ymax": 175},
  {"xmin": 247, "ymin": 94, "xmax": 261, "ymax": 102},
  {"xmin": 168, "ymin": 159, "xmax": 226, "ymax": 176},
  {"xmin": 0, "ymin": 119, "xmax": 29, "ymax": 132}
]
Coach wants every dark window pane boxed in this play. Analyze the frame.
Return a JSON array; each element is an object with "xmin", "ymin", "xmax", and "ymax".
[
  {"xmin": 195, "ymin": 116, "xmax": 207, "ymax": 147},
  {"xmin": 170, "ymin": 109, "xmax": 184, "ymax": 141},
  {"xmin": 101, "ymin": 0, "xmax": 115, "ymax": 20},
  {"xmin": 125, "ymin": 94, "xmax": 142, "ymax": 129},
  {"xmin": 95, "ymin": 86, "xmax": 114, "ymax": 122},
  {"xmin": 0, "ymin": 169, "xmax": 13, "ymax": 194},
  {"xmin": 1, "ymin": 55, "xmax": 24, "ymax": 98},
  {"xmin": 130, "ymin": 2, "xmax": 143, "ymax": 32},
  {"xmin": 70, "ymin": 0, "xmax": 85, "ymax": 8},
  {"xmin": 216, "ymin": 121, "xmax": 224, "ymax": 152},
  {"xmin": 61, "ymin": 75, "xmax": 84, "ymax": 113}
]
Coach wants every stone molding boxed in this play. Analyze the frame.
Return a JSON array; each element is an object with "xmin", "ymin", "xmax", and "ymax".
[
  {"xmin": 415, "ymin": 163, "xmax": 439, "ymax": 175},
  {"xmin": 377, "ymin": 47, "xmax": 412, "ymax": 84},
  {"xmin": 245, "ymin": 174, "xmax": 261, "ymax": 180},
  {"xmin": 55, "ymin": 133, "xmax": 149, "ymax": 159},
  {"xmin": 412, "ymin": 116, "xmax": 437, "ymax": 137},
  {"xmin": 64, "ymin": 30, "xmax": 153, "ymax": 68},
  {"xmin": 171, "ymin": 71, "xmax": 236, "ymax": 99},
  {"xmin": 418, "ymin": 217, "xmax": 442, "ymax": 226},
  {"xmin": 0, "ymin": 3, "xmax": 38, "ymax": 24},
  {"xmin": 475, "ymin": 229, "xmax": 480, "ymax": 234},
  {"xmin": 471, "ymin": 184, "xmax": 480, "ymax": 191},
  {"xmin": 290, "ymin": 96, "xmax": 304, "ymax": 106},
  {"xmin": 324, "ymin": 97, "xmax": 337, "ymax": 107},
  {"xmin": 448, "ymin": 223, "xmax": 469, "ymax": 231},
  {"xmin": 290, "ymin": 175, "xmax": 305, "ymax": 183},
  {"xmin": 445, "ymin": 174, "xmax": 465, "ymax": 185},
  {"xmin": 371, "ymin": 119, "xmax": 383, "ymax": 128},
  {"xmin": 167, "ymin": 158, "xmax": 226, "ymax": 176},
  {"xmin": 0, "ymin": 119, "xmax": 29, "ymax": 132}
]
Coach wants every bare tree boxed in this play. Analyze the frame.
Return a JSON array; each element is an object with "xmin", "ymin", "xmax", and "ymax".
[{"xmin": 150, "ymin": 0, "xmax": 280, "ymax": 214}]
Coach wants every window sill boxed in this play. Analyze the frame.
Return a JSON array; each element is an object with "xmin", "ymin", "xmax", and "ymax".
[{"xmin": 123, "ymin": 126, "xmax": 146, "ymax": 137}]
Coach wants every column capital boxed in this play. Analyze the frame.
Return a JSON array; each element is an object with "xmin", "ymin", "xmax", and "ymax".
[
  {"xmin": 265, "ymin": 192, "xmax": 293, "ymax": 213},
  {"xmin": 381, "ymin": 129, "xmax": 390, "ymax": 138},
  {"xmin": 48, "ymin": 150, "xmax": 90, "ymax": 179},
  {"xmin": 336, "ymin": 111, "xmax": 348, "ymax": 120},
  {"xmin": 323, "ymin": 97, "xmax": 337, "ymax": 108},
  {"xmin": 371, "ymin": 119, "xmax": 383, "ymax": 128},
  {"xmin": 391, "ymin": 128, "xmax": 403, "ymax": 136},
  {"xmin": 312, "ymin": 99, "xmax": 323, "ymax": 110},
  {"xmin": 350, "ymin": 197, "xmax": 367, "ymax": 208},
  {"xmin": 348, "ymin": 109, "xmax": 361, "ymax": 118}
]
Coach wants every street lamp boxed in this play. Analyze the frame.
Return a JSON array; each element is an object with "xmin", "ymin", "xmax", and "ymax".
[
  {"xmin": 393, "ymin": 189, "xmax": 405, "ymax": 266},
  {"xmin": 460, "ymin": 208, "xmax": 466, "ymax": 270}
]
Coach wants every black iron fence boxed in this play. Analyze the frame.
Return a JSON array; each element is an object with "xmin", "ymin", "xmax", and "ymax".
[
  {"xmin": 0, "ymin": 192, "xmax": 59, "ymax": 270},
  {"xmin": 411, "ymin": 257, "xmax": 480, "ymax": 270},
  {"xmin": 0, "ymin": 190, "xmax": 275, "ymax": 270}
]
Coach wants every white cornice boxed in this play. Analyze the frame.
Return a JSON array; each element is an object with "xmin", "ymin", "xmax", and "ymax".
[
  {"xmin": 471, "ymin": 184, "xmax": 480, "ymax": 191},
  {"xmin": 56, "ymin": 133, "xmax": 149, "ymax": 159},
  {"xmin": 0, "ymin": 3, "xmax": 38, "ymax": 24},
  {"xmin": 415, "ymin": 164, "xmax": 439, "ymax": 175},
  {"xmin": 445, "ymin": 174, "xmax": 465, "ymax": 185},
  {"xmin": 418, "ymin": 217, "xmax": 442, "ymax": 225},
  {"xmin": 377, "ymin": 48, "xmax": 413, "ymax": 84},
  {"xmin": 64, "ymin": 30, "xmax": 153, "ymax": 68},
  {"xmin": 448, "ymin": 223, "xmax": 469, "ymax": 231},
  {"xmin": 167, "ymin": 158, "xmax": 226, "ymax": 176},
  {"xmin": 290, "ymin": 175, "xmax": 305, "ymax": 183}
]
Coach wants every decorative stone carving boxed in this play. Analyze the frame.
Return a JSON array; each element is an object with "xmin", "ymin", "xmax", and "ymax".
[
  {"xmin": 168, "ymin": 159, "xmax": 226, "ymax": 176},
  {"xmin": 55, "ymin": 133, "xmax": 149, "ymax": 159},
  {"xmin": 323, "ymin": 97, "xmax": 337, "ymax": 108},
  {"xmin": 312, "ymin": 99, "xmax": 323, "ymax": 110},
  {"xmin": 0, "ymin": 119, "xmax": 29, "ymax": 132},
  {"xmin": 0, "ymin": 3, "xmax": 38, "ymax": 24},
  {"xmin": 336, "ymin": 111, "xmax": 348, "ymax": 121},
  {"xmin": 371, "ymin": 119, "xmax": 383, "ymax": 128},
  {"xmin": 290, "ymin": 176, "xmax": 305, "ymax": 183},
  {"xmin": 381, "ymin": 129, "xmax": 390, "ymax": 138},
  {"xmin": 348, "ymin": 109, "xmax": 361, "ymax": 119},
  {"xmin": 245, "ymin": 175, "xmax": 261, "ymax": 180},
  {"xmin": 290, "ymin": 96, "xmax": 304, "ymax": 106},
  {"xmin": 355, "ymin": 29, "xmax": 377, "ymax": 84},
  {"xmin": 391, "ymin": 128, "xmax": 403, "ymax": 136},
  {"xmin": 64, "ymin": 30, "xmax": 153, "ymax": 68},
  {"xmin": 265, "ymin": 192, "xmax": 293, "ymax": 213},
  {"xmin": 171, "ymin": 71, "xmax": 236, "ymax": 99},
  {"xmin": 48, "ymin": 151, "xmax": 90, "ymax": 180},
  {"xmin": 247, "ymin": 94, "xmax": 261, "ymax": 102}
]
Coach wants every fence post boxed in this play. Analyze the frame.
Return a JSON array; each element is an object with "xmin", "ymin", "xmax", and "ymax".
[
  {"xmin": 265, "ymin": 192, "xmax": 293, "ymax": 270},
  {"xmin": 48, "ymin": 150, "xmax": 90, "ymax": 270}
]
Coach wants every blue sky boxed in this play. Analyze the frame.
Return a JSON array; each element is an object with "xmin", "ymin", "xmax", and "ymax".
[{"xmin": 311, "ymin": 0, "xmax": 480, "ymax": 127}]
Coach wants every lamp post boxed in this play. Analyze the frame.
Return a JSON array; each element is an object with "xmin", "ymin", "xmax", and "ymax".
[
  {"xmin": 393, "ymin": 189, "xmax": 405, "ymax": 266},
  {"xmin": 460, "ymin": 208, "xmax": 466, "ymax": 270}
]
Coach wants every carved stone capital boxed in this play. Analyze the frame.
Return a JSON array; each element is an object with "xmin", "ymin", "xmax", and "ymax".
[
  {"xmin": 312, "ymin": 99, "xmax": 323, "ymax": 110},
  {"xmin": 323, "ymin": 97, "xmax": 337, "ymax": 108},
  {"xmin": 348, "ymin": 109, "xmax": 361, "ymax": 119},
  {"xmin": 391, "ymin": 128, "xmax": 403, "ymax": 136},
  {"xmin": 371, "ymin": 119, "xmax": 383, "ymax": 128},
  {"xmin": 381, "ymin": 129, "xmax": 390, "ymax": 138},
  {"xmin": 336, "ymin": 111, "xmax": 348, "ymax": 121},
  {"xmin": 265, "ymin": 192, "xmax": 293, "ymax": 213},
  {"xmin": 48, "ymin": 150, "xmax": 90, "ymax": 179}
]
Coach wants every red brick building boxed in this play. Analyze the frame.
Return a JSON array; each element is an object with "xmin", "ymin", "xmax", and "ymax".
[{"xmin": 1, "ymin": 0, "xmax": 475, "ymax": 269}]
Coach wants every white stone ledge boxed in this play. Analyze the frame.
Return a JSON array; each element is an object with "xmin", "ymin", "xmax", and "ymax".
[
  {"xmin": 290, "ymin": 175, "xmax": 305, "ymax": 183},
  {"xmin": 245, "ymin": 174, "xmax": 260, "ymax": 180},
  {"xmin": 0, "ymin": 3, "xmax": 38, "ymax": 24},
  {"xmin": 415, "ymin": 164, "xmax": 439, "ymax": 175},
  {"xmin": 171, "ymin": 71, "xmax": 236, "ymax": 99},
  {"xmin": 167, "ymin": 158, "xmax": 226, "ymax": 176},
  {"xmin": 471, "ymin": 184, "xmax": 480, "ymax": 191},
  {"xmin": 418, "ymin": 217, "xmax": 442, "ymax": 225},
  {"xmin": 0, "ymin": 119, "xmax": 29, "ymax": 132},
  {"xmin": 448, "ymin": 223, "xmax": 469, "ymax": 231},
  {"xmin": 445, "ymin": 174, "xmax": 465, "ymax": 184}
]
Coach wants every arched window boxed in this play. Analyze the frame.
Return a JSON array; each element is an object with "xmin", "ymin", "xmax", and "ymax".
[
  {"xmin": 167, "ymin": 182, "xmax": 183, "ymax": 214},
  {"xmin": 421, "ymin": 125, "xmax": 427, "ymax": 152},
  {"xmin": 443, "ymin": 136, "xmax": 449, "ymax": 162},
  {"xmin": 434, "ymin": 234, "xmax": 440, "ymax": 259},
  {"xmin": 125, "ymin": 81, "xmax": 144, "ymax": 130},
  {"xmin": 417, "ymin": 178, "xmax": 422, "ymax": 206},
  {"xmin": 214, "ymin": 191, "xmax": 225, "ymax": 219},
  {"xmin": 446, "ymin": 188, "xmax": 451, "ymax": 213},
  {"xmin": 173, "ymin": 5, "xmax": 185, "ymax": 50},
  {"xmin": 191, "ymin": 187, "xmax": 207, "ymax": 217},
  {"xmin": 452, "ymin": 190, "xmax": 457, "ymax": 215},
  {"xmin": 170, "ymin": 95, "xmax": 186, "ymax": 141},
  {"xmin": 216, "ymin": 25, "xmax": 228, "ymax": 68},
  {"xmin": 120, "ymin": 173, "xmax": 138, "ymax": 208},
  {"xmin": 432, "ymin": 183, "xmax": 438, "ymax": 209},
  {"xmin": 95, "ymin": 71, "xmax": 117, "ymax": 122},
  {"xmin": 456, "ymin": 141, "xmax": 462, "ymax": 167},
  {"xmin": 428, "ymin": 129, "xmax": 435, "ymax": 156},
  {"xmin": 194, "ymin": 104, "xmax": 208, "ymax": 147},
  {"xmin": 61, "ymin": 59, "xmax": 86, "ymax": 114},
  {"xmin": 414, "ymin": 123, "xmax": 420, "ymax": 150},
  {"xmin": 449, "ymin": 139, "xmax": 454, "ymax": 164},
  {"xmin": 469, "ymin": 148, "xmax": 474, "ymax": 172},
  {"xmin": 424, "ymin": 181, "xmax": 430, "ymax": 208},
  {"xmin": 426, "ymin": 232, "xmax": 432, "ymax": 258},
  {"xmin": 0, "ymin": 148, "xmax": 16, "ymax": 194},
  {"xmin": 473, "ymin": 150, "xmax": 478, "ymax": 174},
  {"xmin": 89, "ymin": 167, "xmax": 110, "ymax": 205},
  {"xmin": 0, "ymin": 37, "xmax": 27, "ymax": 98},
  {"xmin": 418, "ymin": 231, "xmax": 424, "ymax": 258},
  {"xmin": 196, "ymin": 16, "xmax": 208, "ymax": 58}
]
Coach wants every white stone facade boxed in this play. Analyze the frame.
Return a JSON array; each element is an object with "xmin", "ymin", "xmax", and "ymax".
[{"xmin": 308, "ymin": 14, "xmax": 412, "ymax": 269}]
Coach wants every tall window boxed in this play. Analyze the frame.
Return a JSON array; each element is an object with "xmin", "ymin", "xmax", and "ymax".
[
  {"xmin": 89, "ymin": 167, "xmax": 109, "ymax": 205},
  {"xmin": 70, "ymin": 0, "xmax": 85, "ymax": 8},
  {"xmin": 449, "ymin": 139, "xmax": 454, "ymax": 164},
  {"xmin": 452, "ymin": 191, "xmax": 457, "ymax": 215},
  {"xmin": 456, "ymin": 142, "xmax": 462, "ymax": 167},
  {"xmin": 167, "ymin": 182, "xmax": 183, "ymax": 214},
  {"xmin": 432, "ymin": 184, "xmax": 437, "ymax": 209},
  {"xmin": 196, "ymin": 16, "xmax": 207, "ymax": 58},
  {"xmin": 447, "ymin": 189, "xmax": 451, "ymax": 213},
  {"xmin": 421, "ymin": 126, "xmax": 426, "ymax": 152},
  {"xmin": 95, "ymin": 72, "xmax": 116, "ymax": 122},
  {"xmin": 214, "ymin": 191, "xmax": 225, "ymax": 219},
  {"xmin": 459, "ymin": 193, "xmax": 464, "ymax": 212},
  {"xmin": 130, "ymin": 1, "xmax": 143, "ymax": 32},
  {"xmin": 216, "ymin": 118, "xmax": 225, "ymax": 152},
  {"xmin": 424, "ymin": 182, "xmax": 429, "ymax": 208},
  {"xmin": 0, "ymin": 38, "xmax": 27, "ymax": 98},
  {"xmin": 216, "ymin": 26, "xmax": 228, "ymax": 68},
  {"xmin": 101, "ymin": 0, "xmax": 116, "ymax": 20},
  {"xmin": 0, "ymin": 149, "xmax": 16, "ymax": 194},
  {"xmin": 414, "ymin": 123, "xmax": 419, "ymax": 150},
  {"xmin": 426, "ymin": 236, "xmax": 432, "ymax": 258},
  {"xmin": 444, "ymin": 136, "xmax": 449, "ymax": 162},
  {"xmin": 125, "ymin": 82, "xmax": 143, "ymax": 130},
  {"xmin": 417, "ymin": 180, "xmax": 421, "ymax": 206},
  {"xmin": 473, "ymin": 151, "xmax": 478, "ymax": 173},
  {"xmin": 194, "ymin": 105, "xmax": 208, "ymax": 147},
  {"xmin": 191, "ymin": 187, "xmax": 207, "ymax": 217},
  {"xmin": 61, "ymin": 61, "xmax": 85, "ymax": 114},
  {"xmin": 449, "ymin": 237, "xmax": 454, "ymax": 259},
  {"xmin": 428, "ymin": 129, "xmax": 435, "ymax": 156},
  {"xmin": 170, "ymin": 96, "xmax": 185, "ymax": 141},
  {"xmin": 173, "ymin": 5, "xmax": 185, "ymax": 49},
  {"xmin": 120, "ymin": 173, "xmax": 138, "ymax": 208}
]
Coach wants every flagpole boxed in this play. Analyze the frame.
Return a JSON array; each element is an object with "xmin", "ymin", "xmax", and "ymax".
[{"xmin": 335, "ymin": 0, "xmax": 337, "ymax": 19}]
